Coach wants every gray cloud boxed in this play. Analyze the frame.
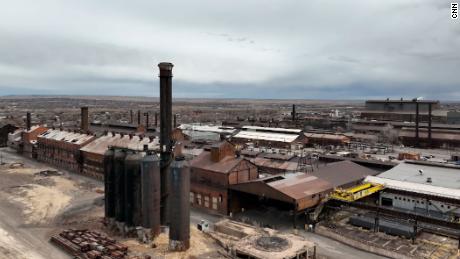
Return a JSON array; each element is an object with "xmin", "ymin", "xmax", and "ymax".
[{"xmin": 0, "ymin": 0, "xmax": 458, "ymax": 99}]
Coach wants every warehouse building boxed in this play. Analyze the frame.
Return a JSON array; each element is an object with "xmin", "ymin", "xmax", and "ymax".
[
  {"xmin": 21, "ymin": 125, "xmax": 48, "ymax": 158},
  {"xmin": 304, "ymin": 132, "xmax": 350, "ymax": 146},
  {"xmin": 179, "ymin": 124, "xmax": 236, "ymax": 141},
  {"xmin": 365, "ymin": 161, "xmax": 460, "ymax": 222},
  {"xmin": 398, "ymin": 128, "xmax": 460, "ymax": 148},
  {"xmin": 231, "ymin": 126, "xmax": 307, "ymax": 149},
  {"xmin": 230, "ymin": 160, "xmax": 379, "ymax": 226},
  {"xmin": 36, "ymin": 129, "xmax": 96, "ymax": 172},
  {"xmin": 189, "ymin": 141, "xmax": 258, "ymax": 215},
  {"xmin": 361, "ymin": 99, "xmax": 445, "ymax": 123},
  {"xmin": 80, "ymin": 132, "xmax": 159, "ymax": 179}
]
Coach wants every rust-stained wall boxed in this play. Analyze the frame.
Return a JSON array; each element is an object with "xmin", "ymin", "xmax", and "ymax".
[
  {"xmin": 190, "ymin": 158, "xmax": 257, "ymax": 215},
  {"xmin": 36, "ymin": 134, "xmax": 96, "ymax": 173}
]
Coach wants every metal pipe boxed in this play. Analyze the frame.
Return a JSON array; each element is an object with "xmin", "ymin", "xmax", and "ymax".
[
  {"xmin": 81, "ymin": 107, "xmax": 89, "ymax": 132},
  {"xmin": 158, "ymin": 62, "xmax": 173, "ymax": 225}
]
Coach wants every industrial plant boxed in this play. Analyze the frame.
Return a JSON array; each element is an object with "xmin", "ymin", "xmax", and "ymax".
[{"xmin": 0, "ymin": 59, "xmax": 459, "ymax": 259}]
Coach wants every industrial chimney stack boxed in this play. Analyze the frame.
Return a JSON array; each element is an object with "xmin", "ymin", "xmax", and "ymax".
[
  {"xmin": 137, "ymin": 110, "xmax": 141, "ymax": 126},
  {"xmin": 292, "ymin": 104, "xmax": 296, "ymax": 121},
  {"xmin": 26, "ymin": 112, "xmax": 31, "ymax": 131},
  {"xmin": 81, "ymin": 107, "xmax": 89, "ymax": 132},
  {"xmin": 158, "ymin": 62, "xmax": 174, "ymax": 225}
]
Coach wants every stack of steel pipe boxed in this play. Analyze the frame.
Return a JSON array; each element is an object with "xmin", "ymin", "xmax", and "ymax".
[{"xmin": 50, "ymin": 229, "xmax": 128, "ymax": 258}]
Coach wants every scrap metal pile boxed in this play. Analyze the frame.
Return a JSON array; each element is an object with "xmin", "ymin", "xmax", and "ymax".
[{"xmin": 50, "ymin": 229, "xmax": 141, "ymax": 259}]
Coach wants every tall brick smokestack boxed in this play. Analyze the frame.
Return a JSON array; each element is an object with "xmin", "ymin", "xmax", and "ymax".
[
  {"xmin": 81, "ymin": 107, "xmax": 89, "ymax": 132},
  {"xmin": 26, "ymin": 112, "xmax": 31, "ymax": 131},
  {"xmin": 130, "ymin": 110, "xmax": 134, "ymax": 124},
  {"xmin": 158, "ymin": 62, "xmax": 173, "ymax": 225},
  {"xmin": 292, "ymin": 104, "xmax": 296, "ymax": 121}
]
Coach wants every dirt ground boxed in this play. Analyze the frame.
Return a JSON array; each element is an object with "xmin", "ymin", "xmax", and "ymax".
[
  {"xmin": 0, "ymin": 148, "xmax": 104, "ymax": 259},
  {"xmin": 0, "ymin": 148, "xmax": 224, "ymax": 259}
]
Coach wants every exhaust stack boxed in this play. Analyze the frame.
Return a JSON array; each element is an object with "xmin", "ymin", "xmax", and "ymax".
[
  {"xmin": 81, "ymin": 107, "xmax": 89, "ymax": 132},
  {"xmin": 158, "ymin": 62, "xmax": 173, "ymax": 225},
  {"xmin": 26, "ymin": 112, "xmax": 31, "ymax": 131}
]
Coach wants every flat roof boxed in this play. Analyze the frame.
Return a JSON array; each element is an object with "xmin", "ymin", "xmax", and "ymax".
[
  {"xmin": 242, "ymin": 125, "xmax": 302, "ymax": 134},
  {"xmin": 365, "ymin": 176, "xmax": 460, "ymax": 200},
  {"xmin": 233, "ymin": 131, "xmax": 300, "ymax": 143},
  {"xmin": 371, "ymin": 161, "xmax": 460, "ymax": 189},
  {"xmin": 179, "ymin": 124, "xmax": 236, "ymax": 134}
]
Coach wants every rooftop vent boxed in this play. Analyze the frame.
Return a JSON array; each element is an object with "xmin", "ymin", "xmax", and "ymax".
[{"xmin": 426, "ymin": 177, "xmax": 432, "ymax": 183}]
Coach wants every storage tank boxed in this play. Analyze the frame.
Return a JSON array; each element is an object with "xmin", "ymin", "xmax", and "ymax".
[
  {"xmin": 114, "ymin": 149, "xmax": 127, "ymax": 222},
  {"xmin": 124, "ymin": 151, "xmax": 144, "ymax": 227},
  {"xmin": 168, "ymin": 155, "xmax": 190, "ymax": 251},
  {"xmin": 103, "ymin": 148, "xmax": 115, "ymax": 218},
  {"xmin": 141, "ymin": 153, "xmax": 161, "ymax": 236}
]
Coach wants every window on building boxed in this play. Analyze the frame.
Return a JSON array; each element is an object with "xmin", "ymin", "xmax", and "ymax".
[
  {"xmin": 190, "ymin": 192, "xmax": 194, "ymax": 204},
  {"xmin": 197, "ymin": 194, "xmax": 202, "ymax": 206},
  {"xmin": 381, "ymin": 197, "xmax": 393, "ymax": 206},
  {"xmin": 212, "ymin": 197, "xmax": 218, "ymax": 210},
  {"xmin": 204, "ymin": 196, "xmax": 210, "ymax": 208}
]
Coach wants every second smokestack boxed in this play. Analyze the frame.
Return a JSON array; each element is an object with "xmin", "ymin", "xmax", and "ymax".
[{"xmin": 81, "ymin": 107, "xmax": 89, "ymax": 132}]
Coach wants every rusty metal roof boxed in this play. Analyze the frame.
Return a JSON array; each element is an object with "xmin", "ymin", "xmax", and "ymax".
[
  {"xmin": 250, "ymin": 157, "xmax": 298, "ymax": 171},
  {"xmin": 268, "ymin": 173, "xmax": 332, "ymax": 199},
  {"xmin": 308, "ymin": 160, "xmax": 379, "ymax": 187},
  {"xmin": 190, "ymin": 151, "xmax": 246, "ymax": 174},
  {"xmin": 230, "ymin": 173, "xmax": 332, "ymax": 204}
]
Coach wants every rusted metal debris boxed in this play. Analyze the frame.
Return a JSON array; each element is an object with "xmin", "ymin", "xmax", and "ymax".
[{"xmin": 50, "ymin": 229, "xmax": 142, "ymax": 259}]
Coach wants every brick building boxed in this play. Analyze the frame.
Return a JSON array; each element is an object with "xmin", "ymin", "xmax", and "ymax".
[
  {"xmin": 189, "ymin": 141, "xmax": 258, "ymax": 215},
  {"xmin": 80, "ymin": 132, "xmax": 159, "ymax": 179},
  {"xmin": 22, "ymin": 125, "xmax": 48, "ymax": 158},
  {"xmin": 36, "ymin": 129, "xmax": 96, "ymax": 172}
]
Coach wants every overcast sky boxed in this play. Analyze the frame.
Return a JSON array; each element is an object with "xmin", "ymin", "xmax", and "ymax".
[{"xmin": 0, "ymin": 0, "xmax": 458, "ymax": 99}]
